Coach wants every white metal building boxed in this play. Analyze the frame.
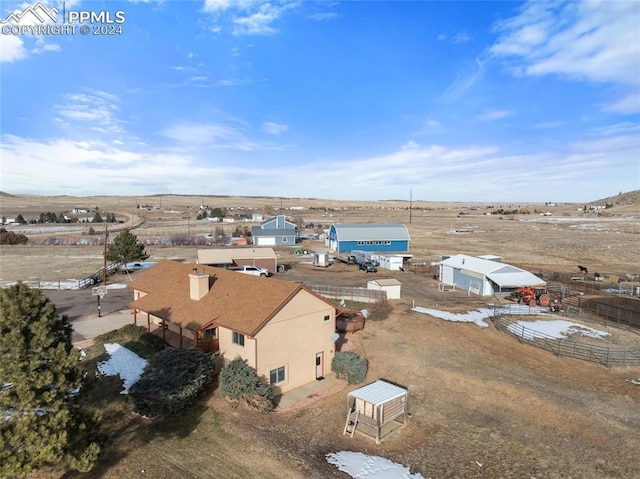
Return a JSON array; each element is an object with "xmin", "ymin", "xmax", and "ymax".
[{"xmin": 438, "ymin": 254, "xmax": 545, "ymax": 296}]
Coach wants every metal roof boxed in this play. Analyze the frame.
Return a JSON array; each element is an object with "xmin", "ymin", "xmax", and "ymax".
[
  {"xmin": 440, "ymin": 254, "xmax": 545, "ymax": 287},
  {"xmin": 368, "ymin": 278, "xmax": 402, "ymax": 287},
  {"xmin": 332, "ymin": 223, "xmax": 410, "ymax": 242},
  {"xmin": 251, "ymin": 227, "xmax": 297, "ymax": 237},
  {"xmin": 347, "ymin": 380, "xmax": 407, "ymax": 405},
  {"xmin": 197, "ymin": 247, "xmax": 276, "ymax": 265}
]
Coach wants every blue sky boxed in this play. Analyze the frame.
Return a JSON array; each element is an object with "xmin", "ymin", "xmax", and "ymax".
[{"xmin": 1, "ymin": 0, "xmax": 638, "ymax": 202}]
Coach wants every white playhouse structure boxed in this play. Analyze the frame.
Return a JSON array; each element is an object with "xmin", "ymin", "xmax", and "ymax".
[{"xmin": 343, "ymin": 380, "xmax": 409, "ymax": 444}]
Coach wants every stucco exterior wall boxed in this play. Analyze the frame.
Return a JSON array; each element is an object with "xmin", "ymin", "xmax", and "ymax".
[
  {"xmin": 218, "ymin": 328, "xmax": 257, "ymax": 369},
  {"xmin": 254, "ymin": 290, "xmax": 336, "ymax": 395}
]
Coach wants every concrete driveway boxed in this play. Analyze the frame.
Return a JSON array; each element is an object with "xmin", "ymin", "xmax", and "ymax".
[{"xmin": 44, "ymin": 287, "xmax": 134, "ymax": 344}]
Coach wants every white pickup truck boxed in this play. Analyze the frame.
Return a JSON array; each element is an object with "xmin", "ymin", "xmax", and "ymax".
[{"xmin": 235, "ymin": 265, "xmax": 270, "ymax": 277}]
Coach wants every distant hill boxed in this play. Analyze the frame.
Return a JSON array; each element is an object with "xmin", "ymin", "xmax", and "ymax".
[
  {"xmin": 0, "ymin": 191, "xmax": 17, "ymax": 198},
  {"xmin": 591, "ymin": 189, "xmax": 640, "ymax": 207}
]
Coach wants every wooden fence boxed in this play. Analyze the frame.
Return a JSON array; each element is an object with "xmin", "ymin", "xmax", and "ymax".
[
  {"xmin": 491, "ymin": 309, "xmax": 640, "ymax": 367},
  {"xmin": 305, "ymin": 284, "xmax": 386, "ymax": 303}
]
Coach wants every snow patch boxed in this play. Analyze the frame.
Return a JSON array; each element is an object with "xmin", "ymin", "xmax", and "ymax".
[
  {"xmin": 106, "ymin": 283, "xmax": 128, "ymax": 290},
  {"xmin": 626, "ymin": 378, "xmax": 640, "ymax": 386},
  {"xmin": 96, "ymin": 343, "xmax": 147, "ymax": 394},
  {"xmin": 412, "ymin": 307, "xmax": 492, "ymax": 328},
  {"xmin": 326, "ymin": 451, "xmax": 427, "ymax": 479},
  {"xmin": 506, "ymin": 320, "xmax": 609, "ymax": 340}
]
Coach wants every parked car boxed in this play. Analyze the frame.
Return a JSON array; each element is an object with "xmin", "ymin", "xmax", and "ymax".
[
  {"xmin": 235, "ymin": 265, "xmax": 270, "ymax": 277},
  {"xmin": 358, "ymin": 261, "xmax": 378, "ymax": 273}
]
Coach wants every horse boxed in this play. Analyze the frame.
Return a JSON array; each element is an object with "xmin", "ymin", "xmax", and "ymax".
[{"xmin": 578, "ymin": 265, "xmax": 588, "ymax": 274}]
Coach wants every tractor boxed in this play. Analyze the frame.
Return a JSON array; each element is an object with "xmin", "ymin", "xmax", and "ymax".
[{"xmin": 511, "ymin": 285, "xmax": 550, "ymax": 307}]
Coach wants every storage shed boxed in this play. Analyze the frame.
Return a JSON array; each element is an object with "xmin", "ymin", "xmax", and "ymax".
[
  {"xmin": 367, "ymin": 278, "xmax": 401, "ymax": 299},
  {"xmin": 378, "ymin": 254, "xmax": 405, "ymax": 271},
  {"xmin": 343, "ymin": 380, "xmax": 409, "ymax": 444}
]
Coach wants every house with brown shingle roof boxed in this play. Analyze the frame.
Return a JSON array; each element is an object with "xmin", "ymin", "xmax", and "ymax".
[{"xmin": 128, "ymin": 260, "xmax": 337, "ymax": 394}]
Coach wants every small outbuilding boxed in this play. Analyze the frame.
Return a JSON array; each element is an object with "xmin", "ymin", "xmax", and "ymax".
[
  {"xmin": 196, "ymin": 247, "xmax": 277, "ymax": 274},
  {"xmin": 367, "ymin": 278, "xmax": 401, "ymax": 299},
  {"xmin": 343, "ymin": 380, "xmax": 409, "ymax": 444}
]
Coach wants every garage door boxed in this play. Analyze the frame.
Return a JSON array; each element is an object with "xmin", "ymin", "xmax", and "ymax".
[{"xmin": 256, "ymin": 237, "xmax": 276, "ymax": 246}]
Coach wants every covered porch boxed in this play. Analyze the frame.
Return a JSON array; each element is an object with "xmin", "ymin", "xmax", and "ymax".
[{"xmin": 131, "ymin": 308, "xmax": 219, "ymax": 353}]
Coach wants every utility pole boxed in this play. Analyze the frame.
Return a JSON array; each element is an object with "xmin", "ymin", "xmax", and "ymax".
[
  {"xmin": 103, "ymin": 221, "xmax": 108, "ymax": 286},
  {"xmin": 409, "ymin": 189, "xmax": 413, "ymax": 224}
]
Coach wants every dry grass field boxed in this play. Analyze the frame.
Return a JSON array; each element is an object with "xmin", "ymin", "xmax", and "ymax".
[{"xmin": 2, "ymin": 192, "xmax": 640, "ymax": 478}]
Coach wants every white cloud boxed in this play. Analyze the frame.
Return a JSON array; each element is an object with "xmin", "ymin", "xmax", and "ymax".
[
  {"xmin": 262, "ymin": 121, "xmax": 288, "ymax": 135},
  {"xmin": 424, "ymin": 119, "xmax": 442, "ymax": 129},
  {"xmin": 215, "ymin": 78, "xmax": 251, "ymax": 86},
  {"xmin": 309, "ymin": 12, "xmax": 339, "ymax": 21},
  {"xmin": 2, "ymin": 126, "xmax": 637, "ymax": 201},
  {"xmin": 0, "ymin": 35, "xmax": 26, "ymax": 62},
  {"xmin": 438, "ymin": 31, "xmax": 471, "ymax": 44},
  {"xmin": 531, "ymin": 120, "xmax": 564, "ymax": 129},
  {"xmin": 602, "ymin": 92, "xmax": 640, "ymax": 115},
  {"xmin": 55, "ymin": 91, "xmax": 123, "ymax": 133},
  {"xmin": 441, "ymin": 57, "xmax": 485, "ymax": 102},
  {"xmin": 490, "ymin": 0, "xmax": 640, "ymax": 114},
  {"xmin": 203, "ymin": 0, "xmax": 235, "ymax": 12},
  {"xmin": 232, "ymin": 3, "xmax": 280, "ymax": 36},
  {"xmin": 477, "ymin": 110, "xmax": 514, "ymax": 121},
  {"xmin": 160, "ymin": 122, "xmax": 242, "ymax": 145},
  {"xmin": 33, "ymin": 40, "xmax": 60, "ymax": 55},
  {"xmin": 202, "ymin": 0, "xmax": 294, "ymax": 36},
  {"xmin": 451, "ymin": 31, "xmax": 471, "ymax": 44}
]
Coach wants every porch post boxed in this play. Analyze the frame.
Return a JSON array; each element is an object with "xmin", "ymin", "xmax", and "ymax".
[
  {"xmin": 147, "ymin": 313, "xmax": 150, "ymax": 332},
  {"xmin": 179, "ymin": 326, "xmax": 183, "ymax": 348},
  {"xmin": 162, "ymin": 320, "xmax": 166, "ymax": 342},
  {"xmin": 133, "ymin": 309, "xmax": 137, "ymax": 326}
]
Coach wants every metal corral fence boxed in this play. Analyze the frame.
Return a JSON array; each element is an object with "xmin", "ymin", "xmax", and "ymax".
[
  {"xmin": 561, "ymin": 296, "xmax": 640, "ymax": 330},
  {"xmin": 8, "ymin": 262, "xmax": 122, "ymax": 291},
  {"xmin": 491, "ymin": 307, "xmax": 640, "ymax": 367},
  {"xmin": 305, "ymin": 284, "xmax": 386, "ymax": 303}
]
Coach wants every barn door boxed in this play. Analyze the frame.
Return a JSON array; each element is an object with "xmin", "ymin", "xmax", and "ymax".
[{"xmin": 315, "ymin": 352, "xmax": 324, "ymax": 379}]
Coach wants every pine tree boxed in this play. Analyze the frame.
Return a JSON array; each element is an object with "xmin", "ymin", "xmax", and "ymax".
[
  {"xmin": 0, "ymin": 283, "xmax": 102, "ymax": 477},
  {"xmin": 106, "ymin": 229, "xmax": 149, "ymax": 263},
  {"xmin": 15, "ymin": 214, "xmax": 26, "ymax": 224},
  {"xmin": 92, "ymin": 212, "xmax": 103, "ymax": 223}
]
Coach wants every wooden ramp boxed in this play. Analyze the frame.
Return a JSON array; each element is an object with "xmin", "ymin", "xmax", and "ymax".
[{"xmin": 343, "ymin": 409, "xmax": 360, "ymax": 437}]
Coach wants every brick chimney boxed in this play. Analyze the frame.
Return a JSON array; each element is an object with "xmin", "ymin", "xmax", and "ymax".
[{"xmin": 189, "ymin": 268, "xmax": 210, "ymax": 301}]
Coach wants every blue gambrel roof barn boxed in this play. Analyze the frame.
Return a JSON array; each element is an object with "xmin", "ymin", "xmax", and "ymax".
[{"xmin": 327, "ymin": 223, "xmax": 410, "ymax": 253}]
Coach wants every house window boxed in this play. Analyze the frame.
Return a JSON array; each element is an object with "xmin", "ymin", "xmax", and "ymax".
[
  {"xmin": 232, "ymin": 331, "xmax": 245, "ymax": 347},
  {"xmin": 282, "ymin": 237, "xmax": 288, "ymax": 243},
  {"xmin": 324, "ymin": 314, "xmax": 330, "ymax": 322},
  {"xmin": 269, "ymin": 366, "xmax": 286, "ymax": 385}
]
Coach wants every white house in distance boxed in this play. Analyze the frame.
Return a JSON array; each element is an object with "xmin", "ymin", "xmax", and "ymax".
[{"xmin": 438, "ymin": 254, "xmax": 545, "ymax": 296}]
